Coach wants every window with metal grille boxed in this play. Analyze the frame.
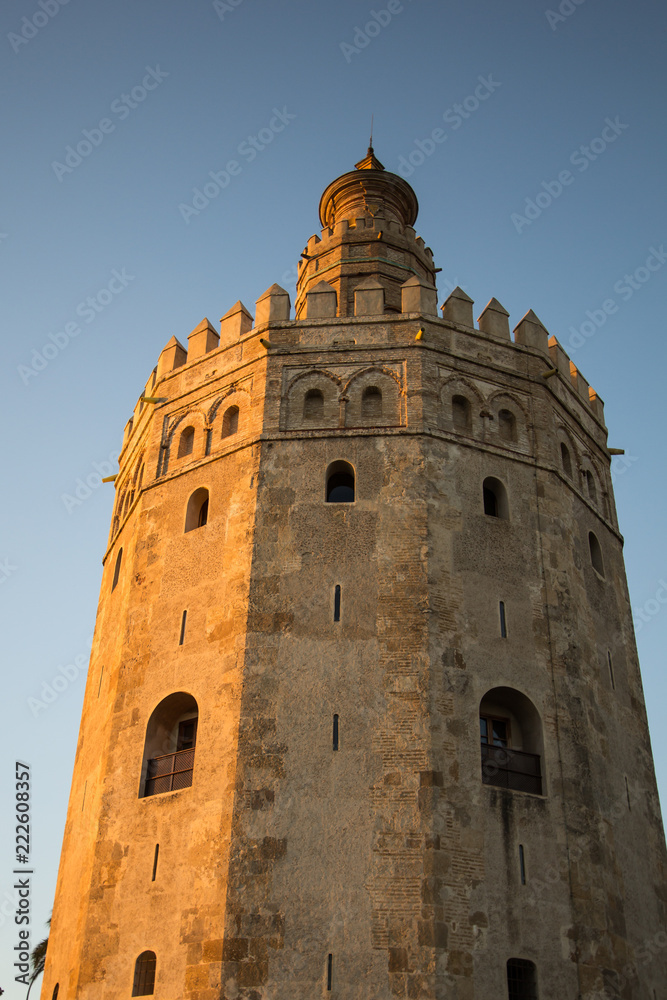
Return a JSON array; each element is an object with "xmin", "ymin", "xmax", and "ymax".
[
  {"xmin": 132, "ymin": 951, "xmax": 156, "ymax": 996},
  {"xmin": 145, "ymin": 718, "xmax": 197, "ymax": 795},
  {"xmin": 145, "ymin": 748, "xmax": 195, "ymax": 795},
  {"xmin": 140, "ymin": 693, "xmax": 199, "ymax": 799},
  {"xmin": 507, "ymin": 958, "xmax": 538, "ymax": 1000},
  {"xmin": 480, "ymin": 689, "xmax": 543, "ymax": 796},
  {"xmin": 481, "ymin": 733, "xmax": 542, "ymax": 795}
]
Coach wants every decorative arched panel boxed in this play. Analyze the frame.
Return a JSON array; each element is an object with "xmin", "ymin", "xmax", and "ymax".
[
  {"xmin": 285, "ymin": 369, "xmax": 341, "ymax": 430},
  {"xmin": 343, "ymin": 366, "xmax": 403, "ymax": 427}
]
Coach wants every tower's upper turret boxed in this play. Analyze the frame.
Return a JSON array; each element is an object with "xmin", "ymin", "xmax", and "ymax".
[
  {"xmin": 318, "ymin": 146, "xmax": 418, "ymax": 229},
  {"xmin": 295, "ymin": 148, "xmax": 436, "ymax": 319}
]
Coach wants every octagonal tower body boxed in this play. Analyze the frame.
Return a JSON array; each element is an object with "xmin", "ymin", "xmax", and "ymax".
[{"xmin": 42, "ymin": 153, "xmax": 667, "ymax": 1000}]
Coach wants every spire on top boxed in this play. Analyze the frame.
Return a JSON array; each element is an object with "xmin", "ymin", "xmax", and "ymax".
[
  {"xmin": 355, "ymin": 114, "xmax": 384, "ymax": 169},
  {"xmin": 355, "ymin": 145, "xmax": 385, "ymax": 171}
]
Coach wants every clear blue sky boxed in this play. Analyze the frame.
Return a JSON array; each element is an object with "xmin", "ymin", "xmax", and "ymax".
[{"xmin": 2, "ymin": 0, "xmax": 666, "ymax": 994}]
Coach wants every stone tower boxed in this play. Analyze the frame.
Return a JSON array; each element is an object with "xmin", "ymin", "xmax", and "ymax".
[{"xmin": 42, "ymin": 150, "xmax": 667, "ymax": 1000}]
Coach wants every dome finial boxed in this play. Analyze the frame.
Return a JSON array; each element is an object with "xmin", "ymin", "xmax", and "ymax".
[
  {"xmin": 355, "ymin": 115, "xmax": 384, "ymax": 170},
  {"xmin": 355, "ymin": 124, "xmax": 385, "ymax": 171}
]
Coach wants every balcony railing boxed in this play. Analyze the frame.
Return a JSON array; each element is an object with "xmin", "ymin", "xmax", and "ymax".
[
  {"xmin": 481, "ymin": 743, "xmax": 542, "ymax": 795},
  {"xmin": 145, "ymin": 748, "xmax": 195, "ymax": 796}
]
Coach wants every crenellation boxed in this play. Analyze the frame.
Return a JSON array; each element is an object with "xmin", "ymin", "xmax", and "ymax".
[
  {"xmin": 220, "ymin": 300, "xmax": 253, "ymax": 344},
  {"xmin": 588, "ymin": 386, "xmax": 605, "ymax": 422},
  {"xmin": 441, "ymin": 286, "xmax": 474, "ymax": 328},
  {"xmin": 187, "ymin": 317, "xmax": 219, "ymax": 361},
  {"xmin": 121, "ymin": 416, "xmax": 133, "ymax": 449},
  {"xmin": 255, "ymin": 283, "xmax": 291, "ymax": 325},
  {"xmin": 548, "ymin": 334, "xmax": 571, "ymax": 377},
  {"xmin": 354, "ymin": 277, "xmax": 385, "ymax": 317},
  {"xmin": 305, "ymin": 279, "xmax": 337, "ymax": 319},
  {"xmin": 477, "ymin": 298, "xmax": 511, "ymax": 340},
  {"xmin": 569, "ymin": 360, "xmax": 590, "ymax": 404},
  {"xmin": 513, "ymin": 309, "xmax": 549, "ymax": 355},
  {"xmin": 401, "ymin": 275, "xmax": 438, "ymax": 316},
  {"xmin": 157, "ymin": 334, "xmax": 187, "ymax": 380}
]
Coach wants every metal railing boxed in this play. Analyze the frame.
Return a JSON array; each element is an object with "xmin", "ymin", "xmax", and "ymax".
[
  {"xmin": 481, "ymin": 743, "xmax": 542, "ymax": 795},
  {"xmin": 144, "ymin": 748, "xmax": 195, "ymax": 796}
]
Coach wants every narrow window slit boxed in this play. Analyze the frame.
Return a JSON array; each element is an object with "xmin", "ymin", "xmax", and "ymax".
[
  {"xmin": 499, "ymin": 601, "xmax": 507, "ymax": 638},
  {"xmin": 334, "ymin": 585, "xmax": 341, "ymax": 622},
  {"xmin": 82, "ymin": 780, "xmax": 87, "ymax": 812},
  {"xmin": 179, "ymin": 610, "xmax": 187, "ymax": 646},
  {"xmin": 519, "ymin": 844, "xmax": 526, "ymax": 884},
  {"xmin": 327, "ymin": 954, "xmax": 333, "ymax": 991},
  {"xmin": 607, "ymin": 651, "xmax": 615, "ymax": 690},
  {"xmin": 152, "ymin": 844, "xmax": 159, "ymax": 882},
  {"xmin": 333, "ymin": 714, "xmax": 339, "ymax": 752},
  {"xmin": 112, "ymin": 547, "xmax": 123, "ymax": 590},
  {"xmin": 97, "ymin": 665, "xmax": 104, "ymax": 697},
  {"xmin": 625, "ymin": 775, "xmax": 632, "ymax": 811}
]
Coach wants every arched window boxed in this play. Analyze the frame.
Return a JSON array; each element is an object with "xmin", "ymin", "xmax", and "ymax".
[
  {"xmin": 140, "ymin": 692, "xmax": 198, "ymax": 797},
  {"xmin": 136, "ymin": 463, "xmax": 145, "ymax": 491},
  {"xmin": 452, "ymin": 395, "xmax": 471, "ymax": 431},
  {"xmin": 589, "ymin": 531, "xmax": 604, "ymax": 577},
  {"xmin": 52, "ymin": 985, "xmax": 60, "ymax": 1000},
  {"xmin": 303, "ymin": 388, "xmax": 324, "ymax": 420},
  {"xmin": 498, "ymin": 408, "xmax": 517, "ymax": 442},
  {"xmin": 560, "ymin": 443, "xmax": 572, "ymax": 479},
  {"xmin": 483, "ymin": 477, "xmax": 509, "ymax": 519},
  {"xmin": 507, "ymin": 958, "xmax": 538, "ymax": 1000},
  {"xmin": 184, "ymin": 488, "xmax": 209, "ymax": 532},
  {"xmin": 584, "ymin": 469, "xmax": 597, "ymax": 504},
  {"xmin": 112, "ymin": 547, "xmax": 123, "ymax": 591},
  {"xmin": 178, "ymin": 426, "xmax": 195, "ymax": 458},
  {"xmin": 326, "ymin": 461, "xmax": 355, "ymax": 503},
  {"xmin": 222, "ymin": 405, "xmax": 239, "ymax": 438},
  {"xmin": 480, "ymin": 687, "xmax": 543, "ymax": 795},
  {"xmin": 132, "ymin": 951, "xmax": 156, "ymax": 996},
  {"xmin": 361, "ymin": 386, "xmax": 382, "ymax": 418}
]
